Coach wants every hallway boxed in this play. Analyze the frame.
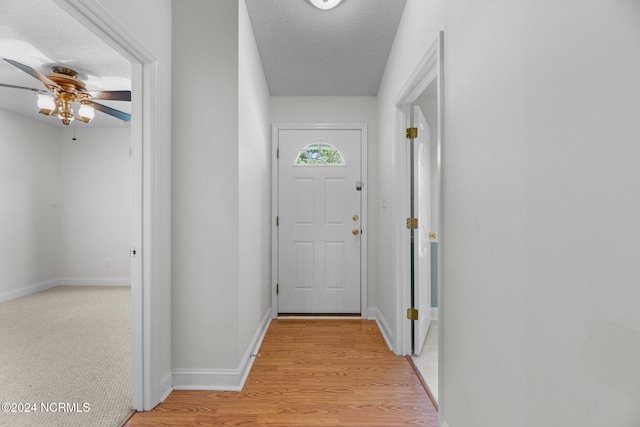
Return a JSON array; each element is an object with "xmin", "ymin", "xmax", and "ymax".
[{"xmin": 125, "ymin": 319, "xmax": 437, "ymax": 426}]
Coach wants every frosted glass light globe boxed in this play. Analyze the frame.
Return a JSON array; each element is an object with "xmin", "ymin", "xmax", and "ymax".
[{"xmin": 308, "ymin": 0, "xmax": 343, "ymax": 10}]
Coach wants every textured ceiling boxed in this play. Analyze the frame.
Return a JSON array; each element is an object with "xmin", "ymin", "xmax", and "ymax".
[
  {"xmin": 245, "ymin": 0, "xmax": 407, "ymax": 96},
  {"xmin": 0, "ymin": 0, "xmax": 407, "ymax": 128},
  {"xmin": 0, "ymin": 0, "xmax": 131, "ymax": 128}
]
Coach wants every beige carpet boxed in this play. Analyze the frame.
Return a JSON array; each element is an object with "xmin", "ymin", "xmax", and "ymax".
[{"xmin": 0, "ymin": 286, "xmax": 132, "ymax": 427}]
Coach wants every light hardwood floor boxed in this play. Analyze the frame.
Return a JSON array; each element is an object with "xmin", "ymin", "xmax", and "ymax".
[{"xmin": 125, "ymin": 319, "xmax": 438, "ymax": 426}]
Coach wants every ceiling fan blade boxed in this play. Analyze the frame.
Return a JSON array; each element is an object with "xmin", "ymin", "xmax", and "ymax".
[
  {"xmin": 0, "ymin": 82, "xmax": 47, "ymax": 94},
  {"xmin": 3, "ymin": 58, "xmax": 59, "ymax": 91},
  {"xmin": 91, "ymin": 101, "xmax": 131, "ymax": 122},
  {"xmin": 89, "ymin": 90, "xmax": 131, "ymax": 101}
]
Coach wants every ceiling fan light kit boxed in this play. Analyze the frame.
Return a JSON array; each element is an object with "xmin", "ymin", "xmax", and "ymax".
[
  {"xmin": 78, "ymin": 103, "xmax": 95, "ymax": 122},
  {"xmin": 37, "ymin": 93, "xmax": 55, "ymax": 115},
  {"xmin": 1, "ymin": 58, "xmax": 131, "ymax": 125}
]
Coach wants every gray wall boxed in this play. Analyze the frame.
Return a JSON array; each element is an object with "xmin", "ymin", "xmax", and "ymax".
[
  {"xmin": 58, "ymin": 128, "xmax": 132, "ymax": 279},
  {"xmin": 238, "ymin": 0, "xmax": 272, "ymax": 360},
  {"xmin": 171, "ymin": 0, "xmax": 241, "ymax": 370},
  {"xmin": 0, "ymin": 111, "xmax": 60, "ymax": 296},
  {"xmin": 171, "ymin": 0, "xmax": 271, "ymax": 376},
  {"xmin": 378, "ymin": 0, "xmax": 640, "ymax": 426},
  {"xmin": 0, "ymin": 109, "xmax": 131, "ymax": 301}
]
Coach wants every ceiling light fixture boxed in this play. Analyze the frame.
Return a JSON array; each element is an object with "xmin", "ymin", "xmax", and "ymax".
[
  {"xmin": 1, "ymin": 58, "xmax": 132, "ymax": 125},
  {"xmin": 36, "ymin": 93, "xmax": 56, "ymax": 116},
  {"xmin": 78, "ymin": 102, "xmax": 96, "ymax": 123},
  {"xmin": 308, "ymin": 0, "xmax": 343, "ymax": 10},
  {"xmin": 36, "ymin": 66, "xmax": 93, "ymax": 125}
]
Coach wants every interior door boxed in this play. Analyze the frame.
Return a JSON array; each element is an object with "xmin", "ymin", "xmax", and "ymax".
[
  {"xmin": 278, "ymin": 128, "xmax": 362, "ymax": 314},
  {"xmin": 413, "ymin": 106, "xmax": 432, "ymax": 353}
]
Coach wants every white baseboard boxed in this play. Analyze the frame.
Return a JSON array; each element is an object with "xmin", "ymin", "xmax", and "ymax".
[
  {"xmin": 369, "ymin": 307, "xmax": 393, "ymax": 352},
  {"xmin": 57, "ymin": 277, "xmax": 131, "ymax": 287},
  {"xmin": 0, "ymin": 279, "xmax": 59, "ymax": 304},
  {"xmin": 237, "ymin": 308, "xmax": 272, "ymax": 389},
  {"xmin": 432, "ymin": 307, "xmax": 439, "ymax": 321},
  {"xmin": 172, "ymin": 308, "xmax": 272, "ymax": 391},
  {"xmin": 366, "ymin": 307, "xmax": 378, "ymax": 320},
  {"xmin": 171, "ymin": 368, "xmax": 247, "ymax": 391},
  {"xmin": 158, "ymin": 370, "xmax": 173, "ymax": 403},
  {"xmin": 0, "ymin": 277, "xmax": 132, "ymax": 304}
]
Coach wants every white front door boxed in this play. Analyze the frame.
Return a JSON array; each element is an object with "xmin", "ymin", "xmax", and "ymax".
[
  {"xmin": 277, "ymin": 128, "xmax": 362, "ymax": 314},
  {"xmin": 413, "ymin": 106, "xmax": 432, "ymax": 353}
]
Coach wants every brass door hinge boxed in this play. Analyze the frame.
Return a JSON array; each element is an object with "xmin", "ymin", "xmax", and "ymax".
[
  {"xmin": 407, "ymin": 307, "xmax": 419, "ymax": 320},
  {"xmin": 406, "ymin": 218, "xmax": 418, "ymax": 229},
  {"xmin": 276, "ymin": 216, "xmax": 279, "ymax": 226},
  {"xmin": 276, "ymin": 148, "xmax": 279, "ymax": 159},
  {"xmin": 406, "ymin": 127, "xmax": 418, "ymax": 139},
  {"xmin": 276, "ymin": 284, "xmax": 279, "ymax": 294}
]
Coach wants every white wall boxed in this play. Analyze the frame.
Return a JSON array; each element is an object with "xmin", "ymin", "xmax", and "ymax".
[
  {"xmin": 379, "ymin": 0, "xmax": 640, "ymax": 426},
  {"xmin": 270, "ymin": 96, "xmax": 379, "ymax": 313},
  {"xmin": 172, "ymin": 0, "xmax": 240, "ymax": 371},
  {"xmin": 0, "ymin": 110, "xmax": 60, "ymax": 296},
  {"xmin": 238, "ymin": 0, "xmax": 271, "ymax": 355},
  {"xmin": 94, "ymin": 0, "xmax": 173, "ymax": 403},
  {"xmin": 0, "ymin": 108, "xmax": 132, "ymax": 301},
  {"xmin": 172, "ymin": 0, "xmax": 273, "ymax": 385},
  {"xmin": 58, "ymin": 128, "xmax": 131, "ymax": 279}
]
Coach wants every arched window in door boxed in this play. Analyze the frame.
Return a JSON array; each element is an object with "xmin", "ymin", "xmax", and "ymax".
[{"xmin": 295, "ymin": 142, "xmax": 345, "ymax": 166}]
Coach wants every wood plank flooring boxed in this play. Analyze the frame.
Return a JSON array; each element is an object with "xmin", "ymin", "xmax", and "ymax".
[{"xmin": 125, "ymin": 319, "xmax": 438, "ymax": 426}]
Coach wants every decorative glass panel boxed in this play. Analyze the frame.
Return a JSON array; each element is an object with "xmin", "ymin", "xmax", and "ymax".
[{"xmin": 295, "ymin": 142, "xmax": 345, "ymax": 166}]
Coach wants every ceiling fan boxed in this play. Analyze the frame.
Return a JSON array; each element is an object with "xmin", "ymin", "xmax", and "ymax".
[{"xmin": 0, "ymin": 58, "xmax": 131, "ymax": 125}]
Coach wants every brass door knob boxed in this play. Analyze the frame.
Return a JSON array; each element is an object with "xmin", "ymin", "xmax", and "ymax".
[
  {"xmin": 352, "ymin": 214, "xmax": 359, "ymax": 221},
  {"xmin": 352, "ymin": 229, "xmax": 360, "ymax": 235},
  {"xmin": 429, "ymin": 232, "xmax": 437, "ymax": 239}
]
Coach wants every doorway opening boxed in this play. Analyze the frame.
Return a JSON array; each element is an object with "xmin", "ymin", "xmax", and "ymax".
[
  {"xmin": 55, "ymin": 0, "xmax": 163, "ymax": 411},
  {"xmin": 410, "ymin": 81, "xmax": 440, "ymax": 404},
  {"xmin": 391, "ymin": 31, "xmax": 444, "ymax": 406},
  {"xmin": 271, "ymin": 124, "xmax": 369, "ymax": 318}
]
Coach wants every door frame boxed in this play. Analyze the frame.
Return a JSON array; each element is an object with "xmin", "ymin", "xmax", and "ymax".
[
  {"xmin": 391, "ymin": 29, "xmax": 444, "ymax": 397},
  {"xmin": 411, "ymin": 104, "xmax": 433, "ymax": 355},
  {"xmin": 271, "ymin": 123, "xmax": 368, "ymax": 318},
  {"xmin": 54, "ymin": 0, "xmax": 162, "ymax": 411}
]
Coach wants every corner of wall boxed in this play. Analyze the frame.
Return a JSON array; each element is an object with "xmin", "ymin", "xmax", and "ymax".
[
  {"xmin": 158, "ymin": 370, "xmax": 173, "ymax": 403},
  {"xmin": 57, "ymin": 277, "xmax": 131, "ymax": 287},
  {"xmin": 370, "ymin": 307, "xmax": 393, "ymax": 351},
  {"xmin": 172, "ymin": 308, "xmax": 272, "ymax": 391},
  {"xmin": 0, "ymin": 279, "xmax": 59, "ymax": 304}
]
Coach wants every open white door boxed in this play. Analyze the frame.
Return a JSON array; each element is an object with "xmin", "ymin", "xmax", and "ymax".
[{"xmin": 413, "ymin": 105, "xmax": 432, "ymax": 354}]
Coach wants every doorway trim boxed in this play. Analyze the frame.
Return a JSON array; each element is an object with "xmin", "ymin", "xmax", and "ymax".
[
  {"xmin": 391, "ymin": 28, "xmax": 444, "ymax": 403},
  {"xmin": 54, "ymin": 0, "xmax": 162, "ymax": 411},
  {"xmin": 271, "ymin": 123, "xmax": 368, "ymax": 318}
]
